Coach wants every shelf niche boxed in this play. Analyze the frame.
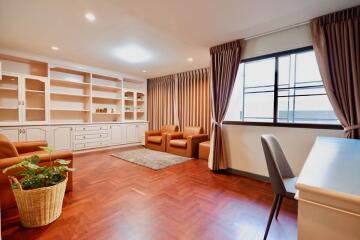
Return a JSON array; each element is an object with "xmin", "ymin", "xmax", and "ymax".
[{"xmin": 50, "ymin": 67, "xmax": 91, "ymax": 123}]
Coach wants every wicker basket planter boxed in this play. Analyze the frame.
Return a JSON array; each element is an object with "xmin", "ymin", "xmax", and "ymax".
[{"xmin": 10, "ymin": 176, "xmax": 68, "ymax": 228}]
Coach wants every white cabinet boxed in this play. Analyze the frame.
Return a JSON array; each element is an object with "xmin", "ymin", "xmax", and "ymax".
[
  {"xmin": 73, "ymin": 124, "xmax": 110, "ymax": 150},
  {"xmin": 125, "ymin": 124, "xmax": 137, "ymax": 143},
  {"xmin": 51, "ymin": 126, "xmax": 73, "ymax": 151},
  {"xmin": 110, "ymin": 124, "xmax": 126, "ymax": 145},
  {"xmin": 0, "ymin": 72, "xmax": 48, "ymax": 125},
  {"xmin": 0, "ymin": 122, "xmax": 148, "ymax": 151},
  {"xmin": 24, "ymin": 127, "xmax": 47, "ymax": 141},
  {"xmin": 136, "ymin": 123, "xmax": 148, "ymax": 144},
  {"xmin": 0, "ymin": 128, "xmax": 21, "ymax": 141},
  {"xmin": 0, "ymin": 126, "xmax": 47, "ymax": 142},
  {"xmin": 123, "ymin": 89, "xmax": 147, "ymax": 122}
]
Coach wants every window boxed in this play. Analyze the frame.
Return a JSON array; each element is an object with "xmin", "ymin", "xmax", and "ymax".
[{"xmin": 225, "ymin": 47, "xmax": 340, "ymax": 127}]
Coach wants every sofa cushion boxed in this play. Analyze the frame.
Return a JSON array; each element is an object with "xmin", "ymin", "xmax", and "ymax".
[
  {"xmin": 0, "ymin": 134, "xmax": 19, "ymax": 159},
  {"xmin": 147, "ymin": 136, "xmax": 162, "ymax": 144},
  {"xmin": 170, "ymin": 139, "xmax": 187, "ymax": 148},
  {"xmin": 160, "ymin": 125, "xmax": 178, "ymax": 133},
  {"xmin": 183, "ymin": 127, "xmax": 203, "ymax": 138},
  {"xmin": 19, "ymin": 150, "xmax": 48, "ymax": 158}
]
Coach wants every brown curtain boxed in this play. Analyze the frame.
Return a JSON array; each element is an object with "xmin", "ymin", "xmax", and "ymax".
[
  {"xmin": 310, "ymin": 6, "xmax": 360, "ymax": 139},
  {"xmin": 147, "ymin": 75, "xmax": 177, "ymax": 130},
  {"xmin": 208, "ymin": 39, "xmax": 243, "ymax": 170},
  {"xmin": 177, "ymin": 68, "xmax": 211, "ymax": 136}
]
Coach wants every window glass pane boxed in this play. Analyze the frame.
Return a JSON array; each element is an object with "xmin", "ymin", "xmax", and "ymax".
[
  {"xmin": 295, "ymin": 51, "xmax": 322, "ymax": 83},
  {"xmin": 244, "ymin": 58, "xmax": 275, "ymax": 87},
  {"xmin": 244, "ymin": 92, "xmax": 274, "ymax": 122},
  {"xmin": 225, "ymin": 64, "xmax": 244, "ymax": 121},
  {"xmin": 278, "ymin": 95, "xmax": 338, "ymax": 124},
  {"xmin": 277, "ymin": 50, "xmax": 338, "ymax": 125},
  {"xmin": 278, "ymin": 56, "xmax": 291, "ymax": 86}
]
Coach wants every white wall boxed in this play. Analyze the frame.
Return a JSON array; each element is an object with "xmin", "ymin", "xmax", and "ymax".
[
  {"xmin": 223, "ymin": 24, "xmax": 344, "ymax": 177},
  {"xmin": 223, "ymin": 124, "xmax": 342, "ymax": 176}
]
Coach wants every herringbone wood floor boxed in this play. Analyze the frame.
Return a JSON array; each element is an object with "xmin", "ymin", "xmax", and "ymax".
[{"xmin": 1, "ymin": 146, "xmax": 297, "ymax": 240}]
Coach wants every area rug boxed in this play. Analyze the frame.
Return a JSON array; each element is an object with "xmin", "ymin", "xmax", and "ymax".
[{"xmin": 111, "ymin": 148, "xmax": 193, "ymax": 170}]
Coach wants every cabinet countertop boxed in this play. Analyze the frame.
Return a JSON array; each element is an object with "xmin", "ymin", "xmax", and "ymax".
[{"xmin": 296, "ymin": 136, "xmax": 360, "ymax": 214}]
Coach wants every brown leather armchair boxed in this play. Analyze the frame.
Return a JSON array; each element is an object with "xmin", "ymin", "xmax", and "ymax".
[
  {"xmin": 166, "ymin": 127, "xmax": 208, "ymax": 158},
  {"xmin": 0, "ymin": 134, "xmax": 73, "ymax": 211},
  {"xmin": 145, "ymin": 125, "xmax": 179, "ymax": 152}
]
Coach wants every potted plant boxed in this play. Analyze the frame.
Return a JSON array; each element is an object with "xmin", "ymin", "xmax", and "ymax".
[{"xmin": 2, "ymin": 146, "xmax": 74, "ymax": 228}]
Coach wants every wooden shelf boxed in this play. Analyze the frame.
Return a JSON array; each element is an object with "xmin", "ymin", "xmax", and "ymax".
[
  {"xmin": 92, "ymin": 112, "xmax": 121, "ymax": 115},
  {"xmin": 92, "ymin": 84, "xmax": 121, "ymax": 91},
  {"xmin": 51, "ymin": 92, "xmax": 90, "ymax": 98},
  {"xmin": 26, "ymin": 107, "xmax": 45, "ymax": 111},
  {"xmin": 92, "ymin": 96, "xmax": 121, "ymax": 101},
  {"xmin": 51, "ymin": 79, "xmax": 90, "ymax": 87},
  {"xmin": 26, "ymin": 89, "xmax": 45, "ymax": 94},
  {"xmin": 0, "ymin": 87, "xmax": 17, "ymax": 91},
  {"xmin": 51, "ymin": 109, "xmax": 90, "ymax": 112},
  {"xmin": 0, "ymin": 106, "xmax": 18, "ymax": 110}
]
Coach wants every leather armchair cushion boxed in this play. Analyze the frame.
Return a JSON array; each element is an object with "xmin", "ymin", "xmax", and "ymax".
[
  {"xmin": 147, "ymin": 136, "xmax": 162, "ymax": 144},
  {"xmin": 170, "ymin": 139, "xmax": 187, "ymax": 148},
  {"xmin": 160, "ymin": 125, "xmax": 179, "ymax": 133},
  {"xmin": 14, "ymin": 141, "xmax": 47, "ymax": 154},
  {"xmin": 0, "ymin": 134, "xmax": 19, "ymax": 159},
  {"xmin": 0, "ymin": 151, "xmax": 73, "ymax": 169},
  {"xmin": 183, "ymin": 127, "xmax": 203, "ymax": 138}
]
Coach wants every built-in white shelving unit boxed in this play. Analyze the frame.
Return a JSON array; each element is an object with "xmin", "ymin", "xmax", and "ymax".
[{"xmin": 0, "ymin": 53, "xmax": 148, "ymax": 151}]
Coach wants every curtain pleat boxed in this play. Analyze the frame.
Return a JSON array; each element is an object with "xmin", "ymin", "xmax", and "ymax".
[
  {"xmin": 147, "ymin": 75, "xmax": 176, "ymax": 130},
  {"xmin": 147, "ymin": 69, "xmax": 211, "ymax": 136},
  {"xmin": 310, "ymin": 6, "xmax": 360, "ymax": 138},
  {"xmin": 208, "ymin": 39, "xmax": 243, "ymax": 170},
  {"xmin": 177, "ymin": 68, "xmax": 211, "ymax": 136}
]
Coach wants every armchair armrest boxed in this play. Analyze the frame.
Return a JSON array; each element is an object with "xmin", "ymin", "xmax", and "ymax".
[
  {"xmin": 145, "ymin": 130, "xmax": 161, "ymax": 137},
  {"xmin": 167, "ymin": 132, "xmax": 184, "ymax": 140},
  {"xmin": 13, "ymin": 141, "xmax": 48, "ymax": 154},
  {"xmin": 0, "ymin": 151, "xmax": 73, "ymax": 170},
  {"xmin": 187, "ymin": 134, "xmax": 208, "ymax": 141}
]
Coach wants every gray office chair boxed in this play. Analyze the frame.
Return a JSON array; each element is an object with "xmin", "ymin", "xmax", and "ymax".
[{"xmin": 261, "ymin": 135, "xmax": 297, "ymax": 240}]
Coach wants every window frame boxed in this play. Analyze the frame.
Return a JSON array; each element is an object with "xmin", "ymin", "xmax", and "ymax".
[{"xmin": 223, "ymin": 46, "xmax": 342, "ymax": 130}]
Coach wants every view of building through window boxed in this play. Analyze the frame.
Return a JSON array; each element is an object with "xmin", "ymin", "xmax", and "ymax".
[{"xmin": 225, "ymin": 49, "xmax": 339, "ymax": 125}]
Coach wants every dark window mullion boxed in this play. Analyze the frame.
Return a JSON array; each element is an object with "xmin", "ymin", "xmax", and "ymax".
[{"xmin": 273, "ymin": 57, "xmax": 279, "ymax": 124}]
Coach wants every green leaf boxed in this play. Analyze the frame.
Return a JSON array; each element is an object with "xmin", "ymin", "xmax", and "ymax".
[
  {"xmin": 29, "ymin": 155, "xmax": 40, "ymax": 164},
  {"xmin": 55, "ymin": 159, "xmax": 71, "ymax": 165}
]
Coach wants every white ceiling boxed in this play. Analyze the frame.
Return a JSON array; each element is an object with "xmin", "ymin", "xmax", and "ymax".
[{"xmin": 0, "ymin": 0, "xmax": 358, "ymax": 78}]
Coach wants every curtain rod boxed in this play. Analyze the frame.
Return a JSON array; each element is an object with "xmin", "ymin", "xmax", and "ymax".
[{"xmin": 244, "ymin": 21, "xmax": 310, "ymax": 41}]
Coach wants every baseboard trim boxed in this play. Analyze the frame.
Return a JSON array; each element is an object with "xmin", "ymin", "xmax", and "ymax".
[
  {"xmin": 74, "ymin": 143, "xmax": 142, "ymax": 157},
  {"xmin": 227, "ymin": 168, "xmax": 270, "ymax": 183}
]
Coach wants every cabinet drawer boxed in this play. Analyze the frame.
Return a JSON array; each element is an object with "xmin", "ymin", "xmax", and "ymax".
[
  {"xmin": 75, "ymin": 125, "xmax": 109, "ymax": 132},
  {"xmin": 74, "ymin": 143, "xmax": 86, "ymax": 150},
  {"xmin": 86, "ymin": 141, "xmax": 110, "ymax": 149},
  {"xmin": 75, "ymin": 133, "xmax": 109, "ymax": 140}
]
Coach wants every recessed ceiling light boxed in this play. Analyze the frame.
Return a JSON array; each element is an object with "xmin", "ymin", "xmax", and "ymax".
[
  {"xmin": 142, "ymin": 70, "xmax": 147, "ymax": 73},
  {"xmin": 51, "ymin": 46, "xmax": 59, "ymax": 51},
  {"xmin": 114, "ymin": 44, "xmax": 152, "ymax": 64},
  {"xmin": 85, "ymin": 12, "xmax": 96, "ymax": 22},
  {"xmin": 187, "ymin": 57, "xmax": 193, "ymax": 62}
]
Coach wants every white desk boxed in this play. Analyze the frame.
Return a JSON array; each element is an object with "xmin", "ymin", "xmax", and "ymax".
[{"xmin": 296, "ymin": 137, "xmax": 360, "ymax": 240}]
